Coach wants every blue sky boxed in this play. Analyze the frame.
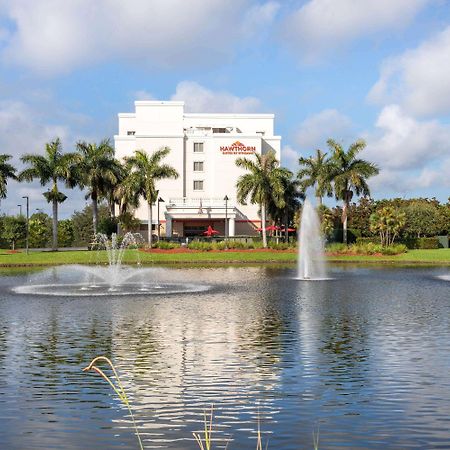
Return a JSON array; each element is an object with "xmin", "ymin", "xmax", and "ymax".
[{"xmin": 0, "ymin": 0, "xmax": 449, "ymax": 217}]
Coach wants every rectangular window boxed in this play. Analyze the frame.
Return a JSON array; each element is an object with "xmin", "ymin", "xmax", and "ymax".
[
  {"xmin": 127, "ymin": 131, "xmax": 136, "ymax": 136},
  {"xmin": 212, "ymin": 128, "xmax": 227, "ymax": 134},
  {"xmin": 193, "ymin": 180, "xmax": 204, "ymax": 191},
  {"xmin": 193, "ymin": 142, "xmax": 204, "ymax": 152},
  {"xmin": 193, "ymin": 161, "xmax": 204, "ymax": 172}
]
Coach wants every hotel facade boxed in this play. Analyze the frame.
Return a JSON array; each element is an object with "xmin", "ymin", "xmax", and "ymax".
[{"xmin": 114, "ymin": 101, "xmax": 281, "ymax": 238}]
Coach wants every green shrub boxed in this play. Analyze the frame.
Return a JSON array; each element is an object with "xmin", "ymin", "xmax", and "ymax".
[
  {"xmin": 268, "ymin": 241, "xmax": 290, "ymax": 250},
  {"xmin": 155, "ymin": 241, "xmax": 179, "ymax": 250},
  {"xmin": 332, "ymin": 242, "xmax": 407, "ymax": 255},
  {"xmin": 381, "ymin": 244, "xmax": 408, "ymax": 255},
  {"xmin": 326, "ymin": 243, "xmax": 348, "ymax": 253},
  {"xmin": 187, "ymin": 241, "xmax": 213, "ymax": 251},
  {"xmin": 416, "ymin": 237, "xmax": 440, "ymax": 249}
]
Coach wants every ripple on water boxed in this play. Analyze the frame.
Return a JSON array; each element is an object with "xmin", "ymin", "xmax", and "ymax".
[{"xmin": 0, "ymin": 266, "xmax": 450, "ymax": 449}]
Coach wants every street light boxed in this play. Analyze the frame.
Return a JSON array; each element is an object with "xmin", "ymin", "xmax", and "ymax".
[
  {"xmin": 22, "ymin": 196, "xmax": 29, "ymax": 255},
  {"xmin": 157, "ymin": 196, "xmax": 165, "ymax": 241},
  {"xmin": 224, "ymin": 195, "xmax": 229, "ymax": 239}
]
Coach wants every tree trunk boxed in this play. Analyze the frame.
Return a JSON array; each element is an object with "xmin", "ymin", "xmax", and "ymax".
[
  {"xmin": 52, "ymin": 198, "xmax": 58, "ymax": 251},
  {"xmin": 285, "ymin": 210, "xmax": 289, "ymax": 243},
  {"xmin": 148, "ymin": 201, "xmax": 153, "ymax": 248},
  {"xmin": 317, "ymin": 196, "xmax": 323, "ymax": 206},
  {"xmin": 110, "ymin": 198, "xmax": 116, "ymax": 218},
  {"xmin": 342, "ymin": 200, "xmax": 348, "ymax": 245},
  {"xmin": 92, "ymin": 193, "xmax": 98, "ymax": 235},
  {"xmin": 261, "ymin": 202, "xmax": 267, "ymax": 248}
]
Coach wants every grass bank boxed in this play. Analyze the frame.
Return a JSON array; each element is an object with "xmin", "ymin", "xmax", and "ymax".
[{"xmin": 0, "ymin": 248, "xmax": 449, "ymax": 266}]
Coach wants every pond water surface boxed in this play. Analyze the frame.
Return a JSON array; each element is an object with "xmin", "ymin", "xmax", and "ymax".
[{"xmin": 0, "ymin": 265, "xmax": 449, "ymax": 449}]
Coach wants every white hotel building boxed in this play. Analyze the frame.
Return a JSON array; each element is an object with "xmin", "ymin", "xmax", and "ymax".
[{"xmin": 114, "ymin": 101, "xmax": 281, "ymax": 238}]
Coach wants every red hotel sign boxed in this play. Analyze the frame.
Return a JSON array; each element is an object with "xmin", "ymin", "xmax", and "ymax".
[{"xmin": 220, "ymin": 141, "xmax": 256, "ymax": 155}]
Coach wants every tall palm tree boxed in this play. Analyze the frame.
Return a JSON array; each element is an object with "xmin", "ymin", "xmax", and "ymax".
[
  {"xmin": 123, "ymin": 147, "xmax": 179, "ymax": 247},
  {"xmin": 19, "ymin": 138, "xmax": 77, "ymax": 250},
  {"xmin": 327, "ymin": 138, "xmax": 379, "ymax": 244},
  {"xmin": 297, "ymin": 149, "xmax": 333, "ymax": 205},
  {"xmin": 236, "ymin": 150, "xmax": 291, "ymax": 248},
  {"xmin": 102, "ymin": 160, "xmax": 127, "ymax": 219},
  {"xmin": 267, "ymin": 175, "xmax": 303, "ymax": 242},
  {"xmin": 75, "ymin": 139, "xmax": 121, "ymax": 234},
  {"xmin": 0, "ymin": 154, "xmax": 17, "ymax": 200}
]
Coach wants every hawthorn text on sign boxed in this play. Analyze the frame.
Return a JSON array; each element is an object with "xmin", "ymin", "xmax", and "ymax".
[{"xmin": 220, "ymin": 141, "xmax": 256, "ymax": 155}]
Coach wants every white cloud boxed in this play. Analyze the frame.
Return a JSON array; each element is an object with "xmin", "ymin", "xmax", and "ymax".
[
  {"xmin": 0, "ymin": 101, "xmax": 69, "ymax": 159},
  {"xmin": 364, "ymin": 104, "xmax": 450, "ymax": 170},
  {"xmin": 170, "ymin": 81, "xmax": 262, "ymax": 113},
  {"xmin": 364, "ymin": 104, "xmax": 450, "ymax": 195},
  {"xmin": 0, "ymin": 0, "xmax": 278, "ymax": 75},
  {"xmin": 133, "ymin": 90, "xmax": 155, "ymax": 101},
  {"xmin": 282, "ymin": 0, "xmax": 428, "ymax": 62},
  {"xmin": 0, "ymin": 100, "xmax": 89, "ymax": 217},
  {"xmin": 281, "ymin": 144, "xmax": 299, "ymax": 169},
  {"xmin": 295, "ymin": 109, "xmax": 353, "ymax": 150},
  {"xmin": 368, "ymin": 25, "xmax": 450, "ymax": 117}
]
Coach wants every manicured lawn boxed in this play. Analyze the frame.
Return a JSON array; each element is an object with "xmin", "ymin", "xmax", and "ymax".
[
  {"xmin": 0, "ymin": 248, "xmax": 449, "ymax": 266},
  {"xmin": 327, "ymin": 248, "xmax": 450, "ymax": 264}
]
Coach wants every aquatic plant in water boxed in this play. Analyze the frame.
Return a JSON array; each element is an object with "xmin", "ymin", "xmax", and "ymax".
[
  {"xmin": 83, "ymin": 356, "xmax": 319, "ymax": 449},
  {"xmin": 82, "ymin": 356, "xmax": 144, "ymax": 450}
]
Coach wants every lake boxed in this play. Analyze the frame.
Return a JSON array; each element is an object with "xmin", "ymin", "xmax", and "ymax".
[{"xmin": 0, "ymin": 265, "xmax": 449, "ymax": 449}]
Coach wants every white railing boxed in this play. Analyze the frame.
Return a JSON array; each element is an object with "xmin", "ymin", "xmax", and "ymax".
[{"xmin": 168, "ymin": 197, "xmax": 230, "ymax": 207}]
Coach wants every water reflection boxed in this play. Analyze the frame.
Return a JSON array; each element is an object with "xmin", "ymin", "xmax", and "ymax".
[{"xmin": 0, "ymin": 266, "xmax": 449, "ymax": 449}]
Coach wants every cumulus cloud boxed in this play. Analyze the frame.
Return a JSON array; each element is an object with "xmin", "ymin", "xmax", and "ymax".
[
  {"xmin": 0, "ymin": 100, "xmax": 90, "ymax": 216},
  {"xmin": 364, "ymin": 104, "xmax": 450, "ymax": 170},
  {"xmin": 170, "ymin": 81, "xmax": 262, "ymax": 113},
  {"xmin": 0, "ymin": 0, "xmax": 278, "ymax": 75},
  {"xmin": 295, "ymin": 109, "xmax": 353, "ymax": 150},
  {"xmin": 364, "ymin": 104, "xmax": 450, "ymax": 195},
  {"xmin": 0, "ymin": 101, "xmax": 69, "ymax": 158},
  {"xmin": 368, "ymin": 25, "xmax": 450, "ymax": 117},
  {"xmin": 282, "ymin": 0, "xmax": 428, "ymax": 62},
  {"xmin": 281, "ymin": 145, "xmax": 299, "ymax": 169}
]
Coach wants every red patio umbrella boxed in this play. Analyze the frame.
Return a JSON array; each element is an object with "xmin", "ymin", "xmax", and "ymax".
[
  {"xmin": 203, "ymin": 225, "xmax": 219, "ymax": 237},
  {"xmin": 280, "ymin": 227, "xmax": 296, "ymax": 232},
  {"xmin": 265, "ymin": 225, "xmax": 281, "ymax": 231},
  {"xmin": 255, "ymin": 227, "xmax": 263, "ymax": 232}
]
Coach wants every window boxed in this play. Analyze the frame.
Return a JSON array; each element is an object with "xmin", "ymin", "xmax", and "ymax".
[
  {"xmin": 212, "ymin": 128, "xmax": 227, "ymax": 133},
  {"xmin": 194, "ymin": 142, "xmax": 204, "ymax": 152},
  {"xmin": 127, "ymin": 131, "xmax": 136, "ymax": 136},
  {"xmin": 193, "ymin": 161, "xmax": 204, "ymax": 172},
  {"xmin": 193, "ymin": 180, "xmax": 204, "ymax": 191}
]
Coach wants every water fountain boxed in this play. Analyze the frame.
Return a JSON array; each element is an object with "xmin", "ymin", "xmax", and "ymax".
[
  {"xmin": 13, "ymin": 232, "xmax": 210, "ymax": 296},
  {"xmin": 297, "ymin": 198, "xmax": 328, "ymax": 280}
]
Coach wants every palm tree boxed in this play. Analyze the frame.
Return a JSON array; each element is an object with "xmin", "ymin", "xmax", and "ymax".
[
  {"xmin": 267, "ymin": 175, "xmax": 303, "ymax": 242},
  {"xmin": 75, "ymin": 139, "xmax": 121, "ymax": 234},
  {"xmin": 297, "ymin": 149, "xmax": 333, "ymax": 205},
  {"xmin": 0, "ymin": 154, "xmax": 17, "ymax": 200},
  {"xmin": 123, "ymin": 147, "xmax": 179, "ymax": 247},
  {"xmin": 235, "ymin": 150, "xmax": 291, "ymax": 248},
  {"xmin": 327, "ymin": 138, "xmax": 379, "ymax": 244},
  {"xmin": 19, "ymin": 138, "xmax": 77, "ymax": 250}
]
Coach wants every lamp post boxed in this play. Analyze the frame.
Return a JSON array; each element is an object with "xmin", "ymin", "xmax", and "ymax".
[
  {"xmin": 157, "ymin": 196, "xmax": 165, "ymax": 241},
  {"xmin": 224, "ymin": 195, "xmax": 229, "ymax": 239},
  {"xmin": 22, "ymin": 196, "xmax": 29, "ymax": 255},
  {"xmin": 17, "ymin": 204, "xmax": 22, "ymax": 216}
]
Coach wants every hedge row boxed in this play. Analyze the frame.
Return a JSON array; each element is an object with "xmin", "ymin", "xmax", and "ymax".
[{"xmin": 356, "ymin": 236, "xmax": 443, "ymax": 249}]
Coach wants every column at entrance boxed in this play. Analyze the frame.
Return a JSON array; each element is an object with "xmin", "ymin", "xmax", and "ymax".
[
  {"xmin": 229, "ymin": 217, "xmax": 235, "ymax": 237},
  {"xmin": 165, "ymin": 215, "xmax": 172, "ymax": 237}
]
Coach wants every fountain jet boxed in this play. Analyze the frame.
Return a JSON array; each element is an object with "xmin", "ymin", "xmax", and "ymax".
[{"xmin": 297, "ymin": 199, "xmax": 327, "ymax": 280}]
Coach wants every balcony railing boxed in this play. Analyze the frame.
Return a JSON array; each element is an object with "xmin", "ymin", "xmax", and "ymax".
[{"xmin": 168, "ymin": 197, "xmax": 231, "ymax": 208}]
